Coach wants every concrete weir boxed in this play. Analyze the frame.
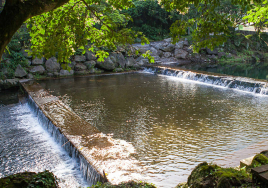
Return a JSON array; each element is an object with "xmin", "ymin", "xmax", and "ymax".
[
  {"xmin": 20, "ymin": 80, "xmax": 144, "ymax": 186},
  {"xmin": 144, "ymin": 66, "xmax": 268, "ymax": 95}
]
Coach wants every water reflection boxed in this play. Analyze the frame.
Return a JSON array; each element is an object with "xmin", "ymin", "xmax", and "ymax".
[{"xmin": 39, "ymin": 73, "xmax": 268, "ymax": 188}]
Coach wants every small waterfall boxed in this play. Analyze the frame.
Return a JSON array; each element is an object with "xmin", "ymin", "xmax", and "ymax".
[
  {"xmin": 26, "ymin": 95, "xmax": 106, "ymax": 186},
  {"xmin": 143, "ymin": 66, "xmax": 268, "ymax": 95}
]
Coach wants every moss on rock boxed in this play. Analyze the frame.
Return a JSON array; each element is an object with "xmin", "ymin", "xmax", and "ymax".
[
  {"xmin": 90, "ymin": 181, "xmax": 156, "ymax": 188},
  {"xmin": 247, "ymin": 154, "xmax": 268, "ymax": 170},
  {"xmin": 180, "ymin": 162, "xmax": 251, "ymax": 188},
  {"xmin": 0, "ymin": 170, "xmax": 58, "ymax": 188}
]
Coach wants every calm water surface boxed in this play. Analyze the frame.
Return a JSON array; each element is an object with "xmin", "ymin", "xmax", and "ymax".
[{"xmin": 40, "ymin": 73, "xmax": 268, "ymax": 187}]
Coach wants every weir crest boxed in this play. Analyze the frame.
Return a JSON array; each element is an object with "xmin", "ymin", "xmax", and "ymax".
[
  {"xmin": 143, "ymin": 66, "xmax": 268, "ymax": 95},
  {"xmin": 20, "ymin": 80, "xmax": 146, "ymax": 186}
]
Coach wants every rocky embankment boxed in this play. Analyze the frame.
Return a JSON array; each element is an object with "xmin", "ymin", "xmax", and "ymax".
[{"xmin": 0, "ymin": 35, "xmax": 263, "ymax": 90}]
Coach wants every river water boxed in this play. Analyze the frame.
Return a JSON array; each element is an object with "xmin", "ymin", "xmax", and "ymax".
[
  {"xmin": 39, "ymin": 72, "xmax": 268, "ymax": 187},
  {"xmin": 0, "ymin": 93, "xmax": 89, "ymax": 188}
]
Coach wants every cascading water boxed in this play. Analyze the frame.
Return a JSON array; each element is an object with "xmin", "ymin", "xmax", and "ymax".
[
  {"xmin": 26, "ymin": 95, "xmax": 105, "ymax": 186},
  {"xmin": 143, "ymin": 66, "xmax": 268, "ymax": 95},
  {"xmin": 0, "ymin": 102, "xmax": 89, "ymax": 188}
]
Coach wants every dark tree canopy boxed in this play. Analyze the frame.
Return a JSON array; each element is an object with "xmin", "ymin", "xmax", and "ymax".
[{"xmin": 0, "ymin": 0, "xmax": 267, "ymax": 62}]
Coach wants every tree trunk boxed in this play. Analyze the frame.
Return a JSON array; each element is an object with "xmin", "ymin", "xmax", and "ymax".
[{"xmin": 0, "ymin": 0, "xmax": 69, "ymax": 61}]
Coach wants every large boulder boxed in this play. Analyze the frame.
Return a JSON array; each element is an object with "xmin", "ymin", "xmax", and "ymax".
[
  {"xmin": 115, "ymin": 53, "xmax": 127, "ymax": 68},
  {"xmin": 175, "ymin": 49, "xmax": 188, "ymax": 59},
  {"xmin": 96, "ymin": 57, "xmax": 115, "ymax": 71},
  {"xmin": 29, "ymin": 65, "xmax": 45, "ymax": 74},
  {"xmin": 149, "ymin": 47, "xmax": 158, "ymax": 56},
  {"xmin": 137, "ymin": 59, "xmax": 149, "ymax": 66},
  {"xmin": 163, "ymin": 52, "xmax": 172, "ymax": 58},
  {"xmin": 0, "ymin": 79, "xmax": 19, "ymax": 89},
  {"xmin": 32, "ymin": 57, "xmax": 44, "ymax": 65},
  {"xmin": 60, "ymin": 69, "xmax": 74, "ymax": 76},
  {"xmin": 175, "ymin": 41, "xmax": 184, "ymax": 49},
  {"xmin": 45, "ymin": 57, "xmax": 60, "ymax": 72},
  {"xmin": 109, "ymin": 53, "xmax": 127, "ymax": 68},
  {"xmin": 0, "ymin": 171, "xmax": 58, "ymax": 188},
  {"xmin": 206, "ymin": 48, "xmax": 218, "ymax": 55},
  {"xmin": 126, "ymin": 57, "xmax": 136, "ymax": 68},
  {"xmin": 135, "ymin": 45, "xmax": 150, "ymax": 53},
  {"xmin": 160, "ymin": 44, "xmax": 175, "ymax": 52},
  {"xmin": 84, "ymin": 60, "xmax": 96, "ymax": 69},
  {"xmin": 164, "ymin": 38, "xmax": 172, "ymax": 43},
  {"xmin": 85, "ymin": 51, "xmax": 97, "ymax": 61},
  {"xmin": 14, "ymin": 65, "xmax": 27, "ymax": 78},
  {"xmin": 74, "ymin": 63, "xmax": 87, "ymax": 71},
  {"xmin": 74, "ymin": 55, "xmax": 86, "ymax": 62}
]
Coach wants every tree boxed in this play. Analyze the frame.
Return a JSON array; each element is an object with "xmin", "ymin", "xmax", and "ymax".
[
  {"xmin": 0, "ymin": 0, "xmax": 70, "ymax": 61},
  {"xmin": 0, "ymin": 0, "xmax": 266, "ymax": 62}
]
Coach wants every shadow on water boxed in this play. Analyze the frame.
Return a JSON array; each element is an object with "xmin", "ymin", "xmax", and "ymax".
[{"xmin": 0, "ymin": 89, "xmax": 19, "ymax": 106}]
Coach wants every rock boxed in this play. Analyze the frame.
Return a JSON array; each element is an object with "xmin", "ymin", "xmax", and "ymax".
[
  {"xmin": 85, "ymin": 51, "xmax": 97, "ymax": 61},
  {"xmin": 152, "ymin": 56, "xmax": 160, "ymax": 61},
  {"xmin": 74, "ymin": 70, "xmax": 87, "ymax": 75},
  {"xmin": 135, "ymin": 56, "xmax": 146, "ymax": 62},
  {"xmin": 21, "ymin": 48, "xmax": 32, "ymax": 58},
  {"xmin": 14, "ymin": 64, "xmax": 27, "ymax": 78},
  {"xmin": 150, "ymin": 42, "xmax": 164, "ymax": 50},
  {"xmin": 60, "ymin": 69, "xmax": 74, "ymax": 76},
  {"xmin": 137, "ymin": 59, "xmax": 149, "ymax": 66},
  {"xmin": 69, "ymin": 61, "xmax": 76, "ymax": 69},
  {"xmin": 88, "ymin": 68, "xmax": 96, "ymax": 74},
  {"xmin": 47, "ymin": 73, "xmax": 53, "ymax": 77},
  {"xmin": 53, "ymin": 72, "xmax": 60, "ymax": 77},
  {"xmin": 126, "ymin": 57, "xmax": 136, "ymax": 68},
  {"xmin": 248, "ymin": 153, "xmax": 268, "ymax": 170},
  {"xmin": 29, "ymin": 65, "xmax": 45, "ymax": 74},
  {"xmin": 96, "ymin": 57, "xmax": 115, "ymax": 71},
  {"xmin": 74, "ymin": 63, "xmax": 87, "ymax": 71},
  {"xmin": 84, "ymin": 60, "xmax": 96, "ymax": 69},
  {"xmin": 0, "ymin": 78, "xmax": 19, "ymax": 89},
  {"xmin": 161, "ymin": 44, "xmax": 175, "ymax": 52},
  {"xmin": 74, "ymin": 55, "xmax": 86, "ymax": 62},
  {"xmin": 163, "ymin": 52, "xmax": 172, "ymax": 58},
  {"xmin": 136, "ymin": 45, "xmax": 150, "ymax": 54},
  {"xmin": 175, "ymin": 49, "xmax": 188, "ymax": 59},
  {"xmin": 116, "ymin": 53, "xmax": 127, "ymax": 68},
  {"xmin": 32, "ymin": 57, "xmax": 44, "ymax": 65},
  {"xmin": 184, "ymin": 39, "xmax": 189, "ymax": 46},
  {"xmin": 45, "ymin": 57, "xmax": 60, "ymax": 72},
  {"xmin": 186, "ymin": 162, "xmax": 250, "ymax": 188},
  {"xmin": 0, "ymin": 171, "xmax": 57, "ymax": 188},
  {"xmin": 206, "ymin": 48, "xmax": 218, "ymax": 55},
  {"xmin": 150, "ymin": 47, "xmax": 158, "ymax": 56},
  {"xmin": 114, "ymin": 68, "xmax": 124, "ymax": 72},
  {"xmin": 25, "ymin": 59, "xmax": 31, "ymax": 66},
  {"xmin": 94, "ymin": 68, "xmax": 104, "ymax": 74},
  {"xmin": 27, "ymin": 73, "xmax": 34, "ymax": 79},
  {"xmin": 175, "ymin": 41, "xmax": 184, "ymax": 49},
  {"xmin": 164, "ymin": 38, "xmax": 172, "ymax": 43}
]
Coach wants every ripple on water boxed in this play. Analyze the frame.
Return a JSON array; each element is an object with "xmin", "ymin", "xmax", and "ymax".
[{"xmin": 39, "ymin": 73, "xmax": 268, "ymax": 188}]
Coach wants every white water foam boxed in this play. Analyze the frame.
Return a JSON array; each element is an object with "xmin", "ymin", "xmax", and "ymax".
[
  {"xmin": 0, "ymin": 103, "xmax": 89, "ymax": 188},
  {"xmin": 142, "ymin": 67, "xmax": 268, "ymax": 96}
]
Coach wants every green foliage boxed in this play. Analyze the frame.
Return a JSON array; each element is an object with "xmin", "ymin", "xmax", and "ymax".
[
  {"xmin": 123, "ymin": 0, "xmax": 181, "ymax": 41},
  {"xmin": 243, "ymin": 1, "xmax": 268, "ymax": 33},
  {"xmin": 90, "ymin": 181, "xmax": 156, "ymax": 188},
  {"xmin": 0, "ymin": 170, "xmax": 58, "ymax": 188},
  {"xmin": 186, "ymin": 162, "xmax": 251, "ymax": 188},
  {"xmin": 27, "ymin": 0, "xmax": 149, "ymax": 64},
  {"xmin": 247, "ymin": 154, "xmax": 268, "ymax": 170}
]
